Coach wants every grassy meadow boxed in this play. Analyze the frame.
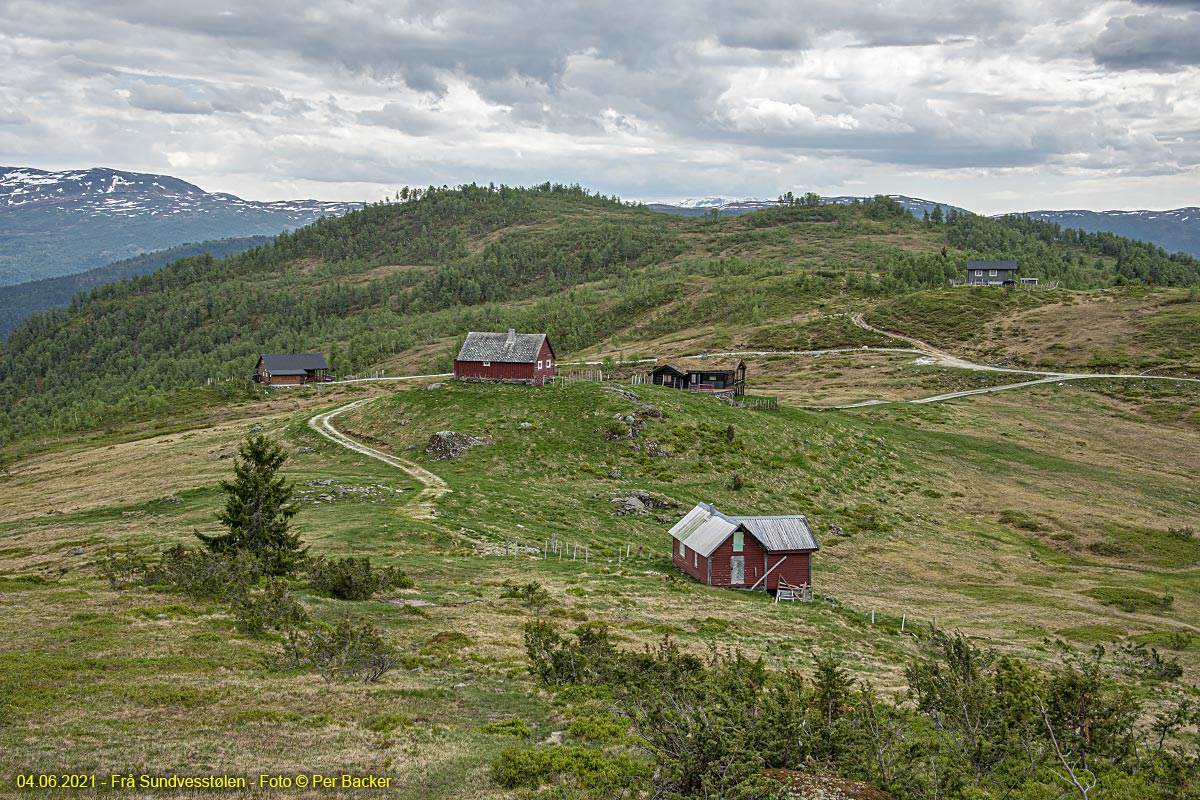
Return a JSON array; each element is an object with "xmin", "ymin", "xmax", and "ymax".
[{"xmin": 2, "ymin": 364, "xmax": 1198, "ymax": 798}]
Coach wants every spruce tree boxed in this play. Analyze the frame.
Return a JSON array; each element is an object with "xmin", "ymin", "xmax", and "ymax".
[{"xmin": 197, "ymin": 434, "xmax": 304, "ymax": 575}]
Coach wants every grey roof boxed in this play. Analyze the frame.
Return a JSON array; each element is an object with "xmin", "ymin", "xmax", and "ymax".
[
  {"xmin": 735, "ymin": 516, "xmax": 819, "ymax": 552},
  {"xmin": 653, "ymin": 358, "xmax": 745, "ymax": 375},
  {"xmin": 669, "ymin": 502, "xmax": 818, "ymax": 557},
  {"xmin": 259, "ymin": 353, "xmax": 329, "ymax": 373},
  {"xmin": 456, "ymin": 330, "xmax": 550, "ymax": 363},
  {"xmin": 967, "ymin": 260, "xmax": 1018, "ymax": 271}
]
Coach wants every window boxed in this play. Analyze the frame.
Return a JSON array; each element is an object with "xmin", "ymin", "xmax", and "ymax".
[
  {"xmin": 537, "ymin": 360, "xmax": 543, "ymax": 369},
  {"xmin": 989, "ymin": 269, "xmax": 997, "ymax": 276},
  {"xmin": 733, "ymin": 531, "xmax": 743, "ymax": 552},
  {"xmin": 679, "ymin": 541, "xmax": 685, "ymax": 557},
  {"xmin": 693, "ymin": 552, "xmax": 698, "ymax": 568},
  {"xmin": 974, "ymin": 270, "xmax": 983, "ymax": 276},
  {"xmin": 482, "ymin": 361, "xmax": 490, "ymax": 367}
]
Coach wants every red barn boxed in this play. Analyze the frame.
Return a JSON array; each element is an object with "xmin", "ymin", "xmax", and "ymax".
[
  {"xmin": 454, "ymin": 330, "xmax": 556, "ymax": 386},
  {"xmin": 670, "ymin": 502, "xmax": 818, "ymax": 593},
  {"xmin": 255, "ymin": 353, "xmax": 331, "ymax": 385}
]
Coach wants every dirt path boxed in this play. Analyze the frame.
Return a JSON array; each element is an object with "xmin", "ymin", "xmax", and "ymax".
[{"xmin": 308, "ymin": 399, "xmax": 449, "ymax": 520}]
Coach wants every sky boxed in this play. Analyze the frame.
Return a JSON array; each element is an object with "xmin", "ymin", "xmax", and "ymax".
[{"xmin": 1, "ymin": 0, "xmax": 1197, "ymax": 214}]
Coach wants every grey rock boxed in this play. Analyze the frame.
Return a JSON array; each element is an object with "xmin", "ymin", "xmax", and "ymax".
[
  {"xmin": 425, "ymin": 382, "xmax": 446, "ymax": 390},
  {"xmin": 425, "ymin": 431, "xmax": 492, "ymax": 460},
  {"xmin": 297, "ymin": 447, "xmax": 316, "ymax": 454},
  {"xmin": 67, "ymin": 547, "xmax": 85, "ymax": 556}
]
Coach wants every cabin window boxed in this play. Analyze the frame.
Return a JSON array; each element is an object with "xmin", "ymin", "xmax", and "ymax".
[
  {"xmin": 989, "ymin": 269, "xmax": 998, "ymax": 276},
  {"xmin": 693, "ymin": 552, "xmax": 698, "ymax": 568},
  {"xmin": 537, "ymin": 360, "xmax": 543, "ymax": 369},
  {"xmin": 974, "ymin": 270, "xmax": 982, "ymax": 276},
  {"xmin": 482, "ymin": 361, "xmax": 490, "ymax": 367},
  {"xmin": 733, "ymin": 531, "xmax": 743, "ymax": 552},
  {"xmin": 679, "ymin": 541, "xmax": 685, "ymax": 557}
]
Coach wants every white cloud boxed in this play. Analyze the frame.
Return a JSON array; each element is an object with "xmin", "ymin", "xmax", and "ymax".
[{"xmin": 0, "ymin": 0, "xmax": 1196, "ymax": 213}]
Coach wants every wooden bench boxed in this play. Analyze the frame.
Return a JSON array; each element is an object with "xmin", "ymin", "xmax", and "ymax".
[{"xmin": 775, "ymin": 576, "xmax": 812, "ymax": 603}]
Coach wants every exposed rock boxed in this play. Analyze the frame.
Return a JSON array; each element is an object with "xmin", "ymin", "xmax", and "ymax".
[
  {"xmin": 157, "ymin": 494, "xmax": 180, "ymax": 505},
  {"xmin": 760, "ymin": 770, "xmax": 897, "ymax": 800},
  {"xmin": 543, "ymin": 731, "xmax": 564, "ymax": 745},
  {"xmin": 452, "ymin": 682, "xmax": 468, "ymax": 690},
  {"xmin": 297, "ymin": 447, "xmax": 316, "ymax": 454},
  {"xmin": 829, "ymin": 525, "xmax": 847, "ymax": 537},
  {"xmin": 519, "ymin": 422, "xmax": 534, "ymax": 429},
  {"xmin": 425, "ymin": 431, "xmax": 492, "ymax": 460},
  {"xmin": 424, "ymin": 382, "xmax": 446, "ymax": 390},
  {"xmin": 67, "ymin": 547, "xmax": 85, "ymax": 556},
  {"xmin": 251, "ymin": 426, "xmax": 263, "ymax": 432},
  {"xmin": 607, "ymin": 467, "xmax": 622, "ymax": 479},
  {"xmin": 612, "ymin": 491, "xmax": 678, "ymax": 516}
]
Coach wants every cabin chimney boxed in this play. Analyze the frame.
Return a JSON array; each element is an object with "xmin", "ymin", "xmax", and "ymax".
[{"xmin": 506, "ymin": 328, "xmax": 516, "ymax": 347}]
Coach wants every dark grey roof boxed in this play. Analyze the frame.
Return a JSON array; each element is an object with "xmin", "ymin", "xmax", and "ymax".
[
  {"xmin": 669, "ymin": 503, "xmax": 819, "ymax": 556},
  {"xmin": 967, "ymin": 260, "xmax": 1018, "ymax": 271},
  {"xmin": 456, "ymin": 330, "xmax": 550, "ymax": 363},
  {"xmin": 259, "ymin": 353, "xmax": 329, "ymax": 373}
]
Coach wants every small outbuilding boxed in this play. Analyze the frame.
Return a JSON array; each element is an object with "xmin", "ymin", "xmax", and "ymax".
[
  {"xmin": 649, "ymin": 358, "xmax": 746, "ymax": 397},
  {"xmin": 255, "ymin": 353, "xmax": 331, "ymax": 385},
  {"xmin": 454, "ymin": 329, "xmax": 556, "ymax": 386},
  {"xmin": 966, "ymin": 260, "xmax": 1018, "ymax": 286},
  {"xmin": 670, "ymin": 502, "xmax": 818, "ymax": 592}
]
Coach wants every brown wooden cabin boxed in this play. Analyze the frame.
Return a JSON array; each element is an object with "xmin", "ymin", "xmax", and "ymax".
[
  {"xmin": 650, "ymin": 358, "xmax": 745, "ymax": 397},
  {"xmin": 670, "ymin": 502, "xmax": 818, "ymax": 592},
  {"xmin": 255, "ymin": 353, "xmax": 331, "ymax": 385},
  {"xmin": 454, "ymin": 329, "xmax": 556, "ymax": 386}
]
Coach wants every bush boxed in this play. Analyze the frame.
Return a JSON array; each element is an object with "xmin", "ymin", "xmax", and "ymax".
[
  {"xmin": 102, "ymin": 544, "xmax": 261, "ymax": 601},
  {"xmin": 276, "ymin": 618, "xmax": 400, "ymax": 683},
  {"xmin": 489, "ymin": 745, "xmax": 651, "ymax": 797},
  {"xmin": 479, "ymin": 718, "xmax": 533, "ymax": 738},
  {"xmin": 502, "ymin": 581, "xmax": 551, "ymax": 613},
  {"xmin": 306, "ymin": 555, "xmax": 412, "ymax": 600},
  {"xmin": 234, "ymin": 578, "xmax": 309, "ymax": 635}
]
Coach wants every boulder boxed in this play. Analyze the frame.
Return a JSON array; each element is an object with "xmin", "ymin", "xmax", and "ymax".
[{"xmin": 425, "ymin": 431, "xmax": 492, "ymax": 460}]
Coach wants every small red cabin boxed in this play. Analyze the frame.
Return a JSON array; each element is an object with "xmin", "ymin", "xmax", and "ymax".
[
  {"xmin": 670, "ymin": 503, "xmax": 818, "ymax": 592},
  {"xmin": 255, "ymin": 353, "xmax": 331, "ymax": 385},
  {"xmin": 454, "ymin": 330, "xmax": 556, "ymax": 386}
]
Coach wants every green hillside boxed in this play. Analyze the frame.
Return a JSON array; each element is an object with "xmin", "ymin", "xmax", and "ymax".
[{"xmin": 2, "ymin": 184, "xmax": 1199, "ymax": 448}]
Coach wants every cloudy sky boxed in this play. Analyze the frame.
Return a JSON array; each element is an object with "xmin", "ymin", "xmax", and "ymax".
[{"xmin": 1, "ymin": 0, "xmax": 1197, "ymax": 213}]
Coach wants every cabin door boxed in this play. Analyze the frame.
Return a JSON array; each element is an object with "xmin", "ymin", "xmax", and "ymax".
[{"xmin": 730, "ymin": 556, "xmax": 745, "ymax": 585}]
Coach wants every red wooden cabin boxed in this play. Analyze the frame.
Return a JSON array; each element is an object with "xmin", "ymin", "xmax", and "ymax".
[
  {"xmin": 670, "ymin": 502, "xmax": 818, "ymax": 593},
  {"xmin": 255, "ymin": 353, "xmax": 331, "ymax": 385},
  {"xmin": 454, "ymin": 330, "xmax": 556, "ymax": 386}
]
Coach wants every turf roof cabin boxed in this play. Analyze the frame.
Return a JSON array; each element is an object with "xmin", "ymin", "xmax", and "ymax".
[
  {"xmin": 670, "ymin": 502, "xmax": 819, "ymax": 592},
  {"xmin": 454, "ymin": 329, "xmax": 557, "ymax": 386},
  {"xmin": 649, "ymin": 357, "xmax": 746, "ymax": 397},
  {"xmin": 255, "ymin": 353, "xmax": 331, "ymax": 385},
  {"xmin": 966, "ymin": 259, "xmax": 1019, "ymax": 286}
]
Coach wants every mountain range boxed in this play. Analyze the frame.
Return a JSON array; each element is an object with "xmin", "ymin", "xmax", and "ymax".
[
  {"xmin": 0, "ymin": 166, "xmax": 359, "ymax": 286},
  {"xmin": 650, "ymin": 196, "xmax": 1200, "ymax": 258}
]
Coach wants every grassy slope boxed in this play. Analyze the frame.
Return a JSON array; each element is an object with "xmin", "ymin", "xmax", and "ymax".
[{"xmin": 4, "ymin": 375, "xmax": 1196, "ymax": 798}]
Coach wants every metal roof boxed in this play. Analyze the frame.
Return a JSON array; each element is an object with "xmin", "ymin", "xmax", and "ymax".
[
  {"xmin": 259, "ymin": 353, "xmax": 329, "ymax": 373},
  {"xmin": 456, "ymin": 330, "xmax": 550, "ymax": 363},
  {"xmin": 734, "ymin": 516, "xmax": 819, "ymax": 552},
  {"xmin": 966, "ymin": 260, "xmax": 1018, "ymax": 271},
  {"xmin": 669, "ymin": 502, "xmax": 819, "ymax": 556}
]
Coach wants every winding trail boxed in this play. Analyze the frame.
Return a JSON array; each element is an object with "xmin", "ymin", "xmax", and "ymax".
[
  {"xmin": 677, "ymin": 313, "xmax": 1199, "ymax": 409},
  {"xmin": 308, "ymin": 398, "xmax": 448, "ymax": 519}
]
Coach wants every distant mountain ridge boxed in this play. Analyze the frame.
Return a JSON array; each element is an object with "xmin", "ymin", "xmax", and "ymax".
[
  {"xmin": 0, "ymin": 166, "xmax": 360, "ymax": 285},
  {"xmin": 649, "ymin": 195, "xmax": 1200, "ymax": 257}
]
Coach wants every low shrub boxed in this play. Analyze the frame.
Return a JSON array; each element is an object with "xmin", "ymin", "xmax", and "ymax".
[
  {"xmin": 101, "ymin": 544, "xmax": 260, "ymax": 601},
  {"xmin": 479, "ymin": 718, "xmax": 533, "ymax": 738},
  {"xmin": 1083, "ymin": 587, "xmax": 1174, "ymax": 613},
  {"xmin": 234, "ymin": 578, "xmax": 309, "ymax": 635},
  {"xmin": 306, "ymin": 555, "xmax": 412, "ymax": 601},
  {"xmin": 276, "ymin": 619, "xmax": 400, "ymax": 683}
]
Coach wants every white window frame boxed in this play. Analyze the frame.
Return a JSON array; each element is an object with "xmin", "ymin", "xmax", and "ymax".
[
  {"xmin": 974, "ymin": 270, "xmax": 983, "ymax": 276},
  {"xmin": 482, "ymin": 361, "xmax": 490, "ymax": 367},
  {"xmin": 537, "ymin": 360, "xmax": 543, "ymax": 369},
  {"xmin": 989, "ymin": 269, "xmax": 998, "ymax": 276},
  {"xmin": 679, "ymin": 541, "xmax": 685, "ymax": 557},
  {"xmin": 693, "ymin": 552, "xmax": 698, "ymax": 568}
]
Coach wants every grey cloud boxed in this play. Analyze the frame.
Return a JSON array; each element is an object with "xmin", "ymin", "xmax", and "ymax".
[
  {"xmin": 126, "ymin": 81, "xmax": 214, "ymax": 115},
  {"xmin": 358, "ymin": 102, "xmax": 446, "ymax": 135},
  {"xmin": 1092, "ymin": 11, "xmax": 1200, "ymax": 69},
  {"xmin": 0, "ymin": 110, "xmax": 30, "ymax": 125}
]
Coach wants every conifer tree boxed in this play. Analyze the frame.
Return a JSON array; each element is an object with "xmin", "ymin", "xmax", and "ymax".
[{"xmin": 197, "ymin": 434, "xmax": 304, "ymax": 575}]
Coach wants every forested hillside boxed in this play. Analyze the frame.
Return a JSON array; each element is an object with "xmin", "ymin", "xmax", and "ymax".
[
  {"xmin": 2, "ymin": 184, "xmax": 1199, "ymax": 445},
  {"xmin": 0, "ymin": 235, "xmax": 272, "ymax": 338}
]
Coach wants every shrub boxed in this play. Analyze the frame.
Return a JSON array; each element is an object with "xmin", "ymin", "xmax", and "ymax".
[
  {"xmin": 1083, "ymin": 587, "xmax": 1174, "ymax": 613},
  {"xmin": 307, "ymin": 555, "xmax": 412, "ymax": 601},
  {"xmin": 502, "ymin": 581, "xmax": 551, "ymax": 613},
  {"xmin": 234, "ymin": 578, "xmax": 309, "ymax": 635},
  {"xmin": 277, "ymin": 619, "xmax": 400, "ymax": 683},
  {"xmin": 102, "ymin": 544, "xmax": 261, "ymax": 601},
  {"xmin": 479, "ymin": 718, "xmax": 533, "ymax": 738},
  {"xmin": 489, "ymin": 745, "xmax": 650, "ymax": 797}
]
